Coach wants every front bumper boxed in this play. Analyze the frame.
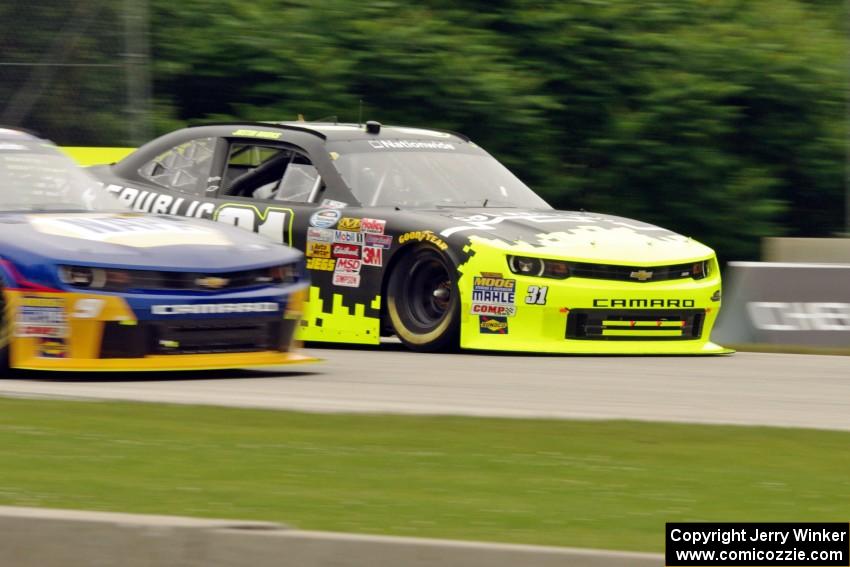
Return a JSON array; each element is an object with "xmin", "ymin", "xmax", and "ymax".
[
  {"xmin": 458, "ymin": 258, "xmax": 729, "ymax": 355},
  {"xmin": 4, "ymin": 286, "xmax": 316, "ymax": 371}
]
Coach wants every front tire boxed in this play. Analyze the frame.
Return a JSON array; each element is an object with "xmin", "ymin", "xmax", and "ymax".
[{"xmin": 386, "ymin": 246, "xmax": 459, "ymax": 352}]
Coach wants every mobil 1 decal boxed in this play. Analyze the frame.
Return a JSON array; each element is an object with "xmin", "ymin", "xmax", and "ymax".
[{"xmin": 472, "ymin": 273, "xmax": 517, "ymax": 320}]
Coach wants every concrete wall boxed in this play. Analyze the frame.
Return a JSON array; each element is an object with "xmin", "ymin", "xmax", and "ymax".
[
  {"xmin": 0, "ymin": 506, "xmax": 662, "ymax": 567},
  {"xmin": 763, "ymin": 237, "xmax": 850, "ymax": 263}
]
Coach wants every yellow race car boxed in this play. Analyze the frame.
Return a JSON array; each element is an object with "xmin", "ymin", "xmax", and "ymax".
[{"xmin": 76, "ymin": 121, "xmax": 727, "ymax": 354}]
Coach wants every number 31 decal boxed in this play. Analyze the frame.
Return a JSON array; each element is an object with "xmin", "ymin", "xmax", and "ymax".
[{"xmin": 525, "ymin": 285, "xmax": 548, "ymax": 305}]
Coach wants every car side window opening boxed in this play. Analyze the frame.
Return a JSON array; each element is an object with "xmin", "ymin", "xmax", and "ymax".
[
  {"xmin": 223, "ymin": 143, "xmax": 320, "ymax": 203},
  {"xmin": 138, "ymin": 137, "xmax": 217, "ymax": 196}
]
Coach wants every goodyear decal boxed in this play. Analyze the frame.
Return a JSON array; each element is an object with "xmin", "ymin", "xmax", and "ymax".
[{"xmin": 398, "ymin": 230, "xmax": 448, "ymax": 251}]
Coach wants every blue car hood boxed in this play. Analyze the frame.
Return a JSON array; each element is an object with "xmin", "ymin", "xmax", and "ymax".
[{"xmin": 0, "ymin": 212, "xmax": 299, "ymax": 271}]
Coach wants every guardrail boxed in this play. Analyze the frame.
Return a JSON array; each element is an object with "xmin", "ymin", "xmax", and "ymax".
[{"xmin": 0, "ymin": 506, "xmax": 662, "ymax": 567}]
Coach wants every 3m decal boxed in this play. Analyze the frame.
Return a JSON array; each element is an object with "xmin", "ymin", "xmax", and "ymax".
[
  {"xmin": 525, "ymin": 285, "xmax": 548, "ymax": 305},
  {"xmin": 337, "ymin": 217, "xmax": 361, "ymax": 231},
  {"xmin": 360, "ymin": 218, "xmax": 386, "ymax": 234},
  {"xmin": 306, "ymin": 257, "xmax": 336, "ymax": 271},
  {"xmin": 214, "ymin": 204, "xmax": 294, "ymax": 245},
  {"xmin": 307, "ymin": 241, "xmax": 332, "ymax": 258},
  {"xmin": 364, "ymin": 233, "xmax": 393, "ymax": 249},
  {"xmin": 398, "ymin": 230, "xmax": 448, "ymax": 251},
  {"xmin": 479, "ymin": 315, "xmax": 508, "ymax": 334},
  {"xmin": 471, "ymin": 304, "xmax": 516, "ymax": 317},
  {"xmin": 332, "ymin": 243, "xmax": 360, "ymax": 259},
  {"xmin": 332, "ymin": 272, "xmax": 361, "ymax": 287},
  {"xmin": 307, "ymin": 227, "xmax": 334, "ymax": 242},
  {"xmin": 334, "ymin": 230, "xmax": 364, "ymax": 244},
  {"xmin": 310, "ymin": 209, "xmax": 341, "ymax": 228},
  {"xmin": 335, "ymin": 258, "xmax": 362, "ymax": 273},
  {"xmin": 362, "ymin": 246, "xmax": 383, "ymax": 267}
]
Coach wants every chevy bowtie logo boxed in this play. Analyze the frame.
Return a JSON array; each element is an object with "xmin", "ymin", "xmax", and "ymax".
[
  {"xmin": 195, "ymin": 276, "xmax": 230, "ymax": 289},
  {"xmin": 629, "ymin": 270, "xmax": 653, "ymax": 281}
]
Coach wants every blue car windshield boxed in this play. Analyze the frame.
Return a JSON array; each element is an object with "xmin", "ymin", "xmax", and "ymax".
[
  {"xmin": 0, "ymin": 141, "xmax": 127, "ymax": 213},
  {"xmin": 330, "ymin": 147, "xmax": 551, "ymax": 209}
]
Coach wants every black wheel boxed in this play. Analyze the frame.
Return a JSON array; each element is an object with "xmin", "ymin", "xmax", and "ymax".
[{"xmin": 386, "ymin": 245, "xmax": 459, "ymax": 352}]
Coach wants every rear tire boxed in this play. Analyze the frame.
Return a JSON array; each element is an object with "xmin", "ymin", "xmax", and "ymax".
[{"xmin": 386, "ymin": 246, "xmax": 459, "ymax": 352}]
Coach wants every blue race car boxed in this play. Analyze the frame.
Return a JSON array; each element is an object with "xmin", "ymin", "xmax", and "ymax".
[{"xmin": 0, "ymin": 128, "xmax": 312, "ymax": 371}]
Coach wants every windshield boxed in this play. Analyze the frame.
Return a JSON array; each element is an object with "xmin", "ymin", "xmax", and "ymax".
[
  {"xmin": 0, "ymin": 141, "xmax": 126, "ymax": 212},
  {"xmin": 331, "ymin": 147, "xmax": 551, "ymax": 209}
]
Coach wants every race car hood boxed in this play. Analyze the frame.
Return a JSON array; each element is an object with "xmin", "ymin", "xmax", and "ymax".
[
  {"xmin": 0, "ymin": 212, "xmax": 299, "ymax": 271},
  {"xmin": 419, "ymin": 208, "xmax": 714, "ymax": 265}
]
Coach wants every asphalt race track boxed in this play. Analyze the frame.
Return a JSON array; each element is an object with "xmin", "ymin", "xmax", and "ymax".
[{"xmin": 2, "ymin": 345, "xmax": 849, "ymax": 431}]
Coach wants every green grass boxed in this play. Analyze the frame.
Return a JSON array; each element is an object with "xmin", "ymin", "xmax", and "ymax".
[{"xmin": 0, "ymin": 397, "xmax": 848, "ymax": 552}]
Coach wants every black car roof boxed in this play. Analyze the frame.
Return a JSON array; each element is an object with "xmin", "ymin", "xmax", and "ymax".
[{"xmin": 189, "ymin": 121, "xmax": 470, "ymax": 144}]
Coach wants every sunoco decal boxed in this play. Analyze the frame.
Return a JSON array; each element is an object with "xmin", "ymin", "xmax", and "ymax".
[{"xmin": 479, "ymin": 315, "xmax": 508, "ymax": 334}]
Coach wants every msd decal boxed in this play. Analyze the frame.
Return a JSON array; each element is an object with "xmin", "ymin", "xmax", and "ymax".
[{"xmin": 335, "ymin": 258, "xmax": 362, "ymax": 273}]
